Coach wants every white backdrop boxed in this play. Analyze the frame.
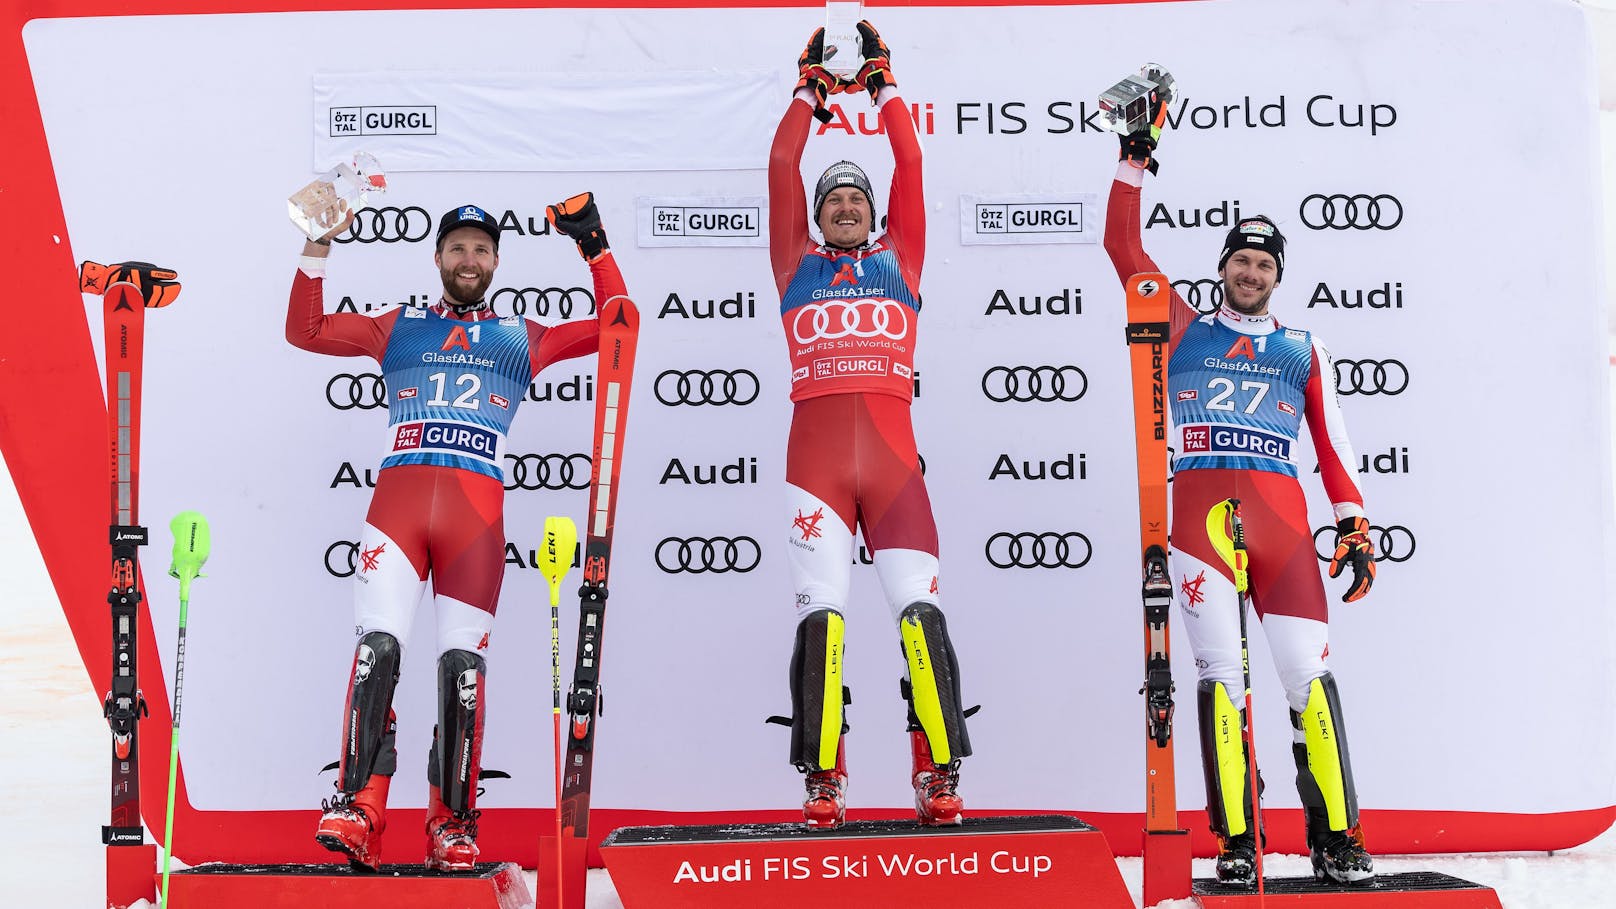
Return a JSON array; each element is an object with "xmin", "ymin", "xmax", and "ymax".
[{"xmin": 21, "ymin": 0, "xmax": 1615, "ymax": 837}]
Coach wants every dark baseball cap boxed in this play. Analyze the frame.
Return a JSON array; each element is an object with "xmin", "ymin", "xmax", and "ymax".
[{"xmin": 436, "ymin": 204, "xmax": 501, "ymax": 250}]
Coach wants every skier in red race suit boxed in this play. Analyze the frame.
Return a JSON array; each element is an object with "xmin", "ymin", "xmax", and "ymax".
[
  {"xmin": 1103, "ymin": 83, "xmax": 1378, "ymax": 887},
  {"xmin": 288, "ymin": 196, "xmax": 628, "ymax": 871},
  {"xmin": 767, "ymin": 22, "xmax": 974, "ymax": 830}
]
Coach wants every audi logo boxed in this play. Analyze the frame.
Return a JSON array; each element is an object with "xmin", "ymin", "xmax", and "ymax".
[
  {"xmin": 504, "ymin": 453, "xmax": 591, "ymax": 491},
  {"xmin": 491, "ymin": 286, "xmax": 595, "ymax": 319},
  {"xmin": 985, "ymin": 531, "xmax": 1093, "ymax": 569},
  {"xmin": 790, "ymin": 299, "xmax": 910, "ymax": 344},
  {"xmin": 655, "ymin": 535, "xmax": 762, "ymax": 573},
  {"xmin": 334, "ymin": 206, "xmax": 432, "ymax": 244},
  {"xmin": 981, "ymin": 365, "xmax": 1087, "ymax": 403},
  {"xmin": 327, "ymin": 373, "xmax": 388, "ymax": 410},
  {"xmin": 1299, "ymin": 194, "xmax": 1403, "ymax": 231},
  {"xmin": 655, "ymin": 369, "xmax": 761, "ymax": 406},
  {"xmin": 1333, "ymin": 358, "xmax": 1408, "ymax": 396},
  {"xmin": 1172, "ymin": 278, "xmax": 1223, "ymax": 315},
  {"xmin": 326, "ymin": 541, "xmax": 360, "ymax": 578},
  {"xmin": 1313, "ymin": 524, "xmax": 1415, "ymax": 564}
]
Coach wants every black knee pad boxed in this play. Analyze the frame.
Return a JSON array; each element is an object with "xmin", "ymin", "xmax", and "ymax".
[
  {"xmin": 787, "ymin": 609, "xmax": 847, "ymax": 772},
  {"xmin": 1197, "ymin": 679, "xmax": 1254, "ymax": 839},
  {"xmin": 429, "ymin": 649, "xmax": 487, "ymax": 813},
  {"xmin": 898, "ymin": 603, "xmax": 972, "ymax": 764},
  {"xmin": 339, "ymin": 631, "xmax": 401, "ymax": 792}
]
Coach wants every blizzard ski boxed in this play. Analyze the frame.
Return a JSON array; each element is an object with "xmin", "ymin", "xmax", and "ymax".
[
  {"xmin": 1123, "ymin": 271, "xmax": 1191, "ymax": 904},
  {"xmin": 80, "ymin": 260, "xmax": 181, "ymax": 849},
  {"xmin": 558, "ymin": 290, "xmax": 639, "ymax": 908}
]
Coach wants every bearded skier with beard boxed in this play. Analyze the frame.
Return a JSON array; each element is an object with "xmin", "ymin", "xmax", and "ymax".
[{"xmin": 288, "ymin": 198, "xmax": 626, "ymax": 871}]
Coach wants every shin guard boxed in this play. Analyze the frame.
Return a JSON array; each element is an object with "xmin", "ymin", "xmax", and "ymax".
[
  {"xmin": 1197, "ymin": 680, "xmax": 1252, "ymax": 838},
  {"xmin": 429, "ymin": 649, "xmax": 487, "ymax": 814},
  {"xmin": 1292, "ymin": 672, "xmax": 1359, "ymax": 834},
  {"xmin": 897, "ymin": 603, "xmax": 972, "ymax": 765},
  {"xmin": 788, "ymin": 610, "xmax": 847, "ymax": 772},
  {"xmin": 338, "ymin": 631, "xmax": 401, "ymax": 793}
]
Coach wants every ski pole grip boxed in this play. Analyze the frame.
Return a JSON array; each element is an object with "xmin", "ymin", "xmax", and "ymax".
[
  {"xmin": 539, "ymin": 516, "xmax": 579, "ymax": 603},
  {"xmin": 168, "ymin": 511, "xmax": 212, "ymax": 601},
  {"xmin": 1204, "ymin": 499, "xmax": 1249, "ymax": 594}
]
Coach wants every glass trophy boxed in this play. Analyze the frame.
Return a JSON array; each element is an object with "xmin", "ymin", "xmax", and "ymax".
[
  {"xmin": 823, "ymin": 1, "xmax": 864, "ymax": 79},
  {"xmin": 1098, "ymin": 64, "xmax": 1177, "ymax": 136},
  {"xmin": 288, "ymin": 152, "xmax": 387, "ymax": 241}
]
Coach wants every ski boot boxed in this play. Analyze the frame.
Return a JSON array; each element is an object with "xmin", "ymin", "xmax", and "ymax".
[
  {"xmin": 909, "ymin": 730, "xmax": 964, "ymax": 826},
  {"xmin": 315, "ymin": 774, "xmax": 390, "ymax": 871},
  {"xmin": 803, "ymin": 739, "xmax": 848, "ymax": 830},
  {"xmin": 425, "ymin": 783, "xmax": 480, "ymax": 872},
  {"xmin": 1309, "ymin": 822, "xmax": 1375, "ymax": 885},
  {"xmin": 1214, "ymin": 832, "xmax": 1257, "ymax": 887}
]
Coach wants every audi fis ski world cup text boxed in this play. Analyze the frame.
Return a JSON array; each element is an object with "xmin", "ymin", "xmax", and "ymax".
[
  {"xmin": 952, "ymin": 93, "xmax": 1396, "ymax": 136},
  {"xmin": 671, "ymin": 849, "xmax": 1055, "ymax": 884},
  {"xmin": 985, "ymin": 287, "xmax": 1081, "ymax": 316},
  {"xmin": 658, "ymin": 291, "xmax": 757, "ymax": 320}
]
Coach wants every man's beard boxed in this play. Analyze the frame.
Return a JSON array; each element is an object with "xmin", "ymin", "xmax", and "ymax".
[
  {"xmin": 440, "ymin": 264, "xmax": 492, "ymax": 309},
  {"xmin": 1221, "ymin": 278, "xmax": 1273, "ymax": 315}
]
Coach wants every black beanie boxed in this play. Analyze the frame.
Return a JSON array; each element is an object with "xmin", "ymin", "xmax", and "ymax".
[
  {"xmin": 813, "ymin": 161, "xmax": 876, "ymax": 224},
  {"xmin": 1217, "ymin": 216, "xmax": 1286, "ymax": 283}
]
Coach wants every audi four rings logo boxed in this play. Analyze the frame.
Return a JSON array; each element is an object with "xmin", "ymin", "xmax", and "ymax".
[
  {"xmin": 1333, "ymin": 358, "xmax": 1409, "ymax": 395},
  {"xmin": 1172, "ymin": 278, "xmax": 1223, "ymax": 315},
  {"xmin": 334, "ymin": 206, "xmax": 432, "ymax": 244},
  {"xmin": 655, "ymin": 535, "xmax": 762, "ymax": 573},
  {"xmin": 327, "ymin": 373, "xmax": 388, "ymax": 410},
  {"xmin": 985, "ymin": 531, "xmax": 1093, "ymax": 569},
  {"xmin": 981, "ymin": 365, "xmax": 1088, "ymax": 403},
  {"xmin": 655, "ymin": 369, "xmax": 761, "ymax": 406},
  {"xmin": 491, "ymin": 286, "xmax": 595, "ymax": 319},
  {"xmin": 504, "ymin": 453, "xmax": 591, "ymax": 490},
  {"xmin": 1299, "ymin": 194, "xmax": 1403, "ymax": 231},
  {"xmin": 790, "ymin": 299, "xmax": 910, "ymax": 344},
  {"xmin": 1313, "ymin": 524, "xmax": 1415, "ymax": 563},
  {"xmin": 326, "ymin": 541, "xmax": 360, "ymax": 577}
]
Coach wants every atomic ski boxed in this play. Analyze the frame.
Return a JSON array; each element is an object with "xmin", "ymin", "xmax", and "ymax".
[
  {"xmin": 1123, "ymin": 271, "xmax": 1191, "ymax": 904},
  {"xmin": 79, "ymin": 260, "xmax": 181, "ymax": 850},
  {"xmin": 558, "ymin": 290, "xmax": 640, "ymax": 908}
]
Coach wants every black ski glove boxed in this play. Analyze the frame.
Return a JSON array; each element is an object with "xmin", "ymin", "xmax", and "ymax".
[
  {"xmin": 796, "ymin": 27, "xmax": 844, "ymax": 124},
  {"xmin": 1328, "ymin": 516, "xmax": 1377, "ymax": 603},
  {"xmin": 851, "ymin": 20, "xmax": 894, "ymax": 99},
  {"xmin": 546, "ymin": 192, "xmax": 609, "ymax": 262}
]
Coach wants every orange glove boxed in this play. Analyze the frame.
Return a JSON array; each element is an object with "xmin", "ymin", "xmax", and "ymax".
[
  {"xmin": 1328, "ymin": 517, "xmax": 1377, "ymax": 603},
  {"xmin": 546, "ymin": 192, "xmax": 608, "ymax": 262}
]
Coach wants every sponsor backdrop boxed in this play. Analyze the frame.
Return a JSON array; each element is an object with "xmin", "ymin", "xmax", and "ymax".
[{"xmin": 10, "ymin": 0, "xmax": 1614, "ymax": 862}]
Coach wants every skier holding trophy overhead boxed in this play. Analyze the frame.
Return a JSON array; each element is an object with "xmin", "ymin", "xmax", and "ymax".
[
  {"xmin": 1101, "ymin": 65, "xmax": 1379, "ymax": 887},
  {"xmin": 766, "ymin": 20, "xmax": 975, "ymax": 830},
  {"xmin": 288, "ymin": 195, "xmax": 627, "ymax": 872}
]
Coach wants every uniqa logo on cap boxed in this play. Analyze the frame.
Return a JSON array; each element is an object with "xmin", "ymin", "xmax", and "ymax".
[{"xmin": 460, "ymin": 206, "xmax": 487, "ymax": 222}]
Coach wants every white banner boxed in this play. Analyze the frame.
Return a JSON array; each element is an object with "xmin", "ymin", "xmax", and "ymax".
[
  {"xmin": 958, "ymin": 192, "xmax": 1100, "ymax": 245},
  {"xmin": 19, "ymin": 0, "xmax": 1613, "ymax": 855},
  {"xmin": 313, "ymin": 70, "xmax": 781, "ymax": 172},
  {"xmin": 636, "ymin": 196, "xmax": 769, "ymax": 248}
]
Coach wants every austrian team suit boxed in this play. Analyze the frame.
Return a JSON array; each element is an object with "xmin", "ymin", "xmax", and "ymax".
[
  {"xmin": 1104, "ymin": 162, "xmax": 1372, "ymax": 859},
  {"xmin": 767, "ymin": 86, "xmax": 972, "ymax": 817}
]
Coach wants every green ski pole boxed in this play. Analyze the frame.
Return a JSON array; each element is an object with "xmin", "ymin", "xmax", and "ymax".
[{"xmin": 160, "ymin": 511, "xmax": 210, "ymax": 907}]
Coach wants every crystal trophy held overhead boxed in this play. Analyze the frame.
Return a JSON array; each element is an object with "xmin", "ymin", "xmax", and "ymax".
[
  {"xmin": 1098, "ymin": 64, "xmax": 1177, "ymax": 136},
  {"xmin": 822, "ymin": 1, "xmax": 864, "ymax": 80},
  {"xmin": 288, "ymin": 152, "xmax": 387, "ymax": 241}
]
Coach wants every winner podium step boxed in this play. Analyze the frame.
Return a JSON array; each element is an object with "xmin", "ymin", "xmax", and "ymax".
[
  {"xmin": 1192, "ymin": 871, "xmax": 1504, "ymax": 908},
  {"xmin": 599, "ymin": 813, "xmax": 1133, "ymax": 908},
  {"xmin": 160, "ymin": 860, "xmax": 532, "ymax": 908}
]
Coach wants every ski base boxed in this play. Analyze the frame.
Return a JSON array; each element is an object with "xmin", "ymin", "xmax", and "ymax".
[
  {"xmin": 1192, "ymin": 872, "xmax": 1502, "ymax": 908},
  {"xmin": 599, "ymin": 815, "xmax": 1132, "ymax": 909},
  {"xmin": 160, "ymin": 861, "xmax": 531, "ymax": 909}
]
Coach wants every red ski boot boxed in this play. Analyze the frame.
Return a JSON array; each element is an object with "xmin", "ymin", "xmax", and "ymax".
[
  {"xmin": 315, "ymin": 774, "xmax": 391, "ymax": 870},
  {"xmin": 425, "ymin": 783, "xmax": 481, "ymax": 871},
  {"xmin": 803, "ymin": 740, "xmax": 848, "ymax": 830},
  {"xmin": 910, "ymin": 730, "xmax": 964, "ymax": 826}
]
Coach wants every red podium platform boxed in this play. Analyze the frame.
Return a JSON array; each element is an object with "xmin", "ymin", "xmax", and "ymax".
[
  {"xmin": 160, "ymin": 861, "xmax": 533, "ymax": 908},
  {"xmin": 599, "ymin": 814, "xmax": 1133, "ymax": 908},
  {"xmin": 1192, "ymin": 872, "xmax": 1504, "ymax": 908}
]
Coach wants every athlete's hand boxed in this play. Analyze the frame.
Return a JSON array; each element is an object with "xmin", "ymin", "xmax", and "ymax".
[
  {"xmin": 1119, "ymin": 72, "xmax": 1170, "ymax": 176},
  {"xmin": 796, "ymin": 28, "xmax": 847, "ymax": 123},
  {"xmin": 546, "ymin": 192, "xmax": 609, "ymax": 262},
  {"xmin": 851, "ymin": 20, "xmax": 895, "ymax": 98},
  {"xmin": 1328, "ymin": 516, "xmax": 1376, "ymax": 603}
]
